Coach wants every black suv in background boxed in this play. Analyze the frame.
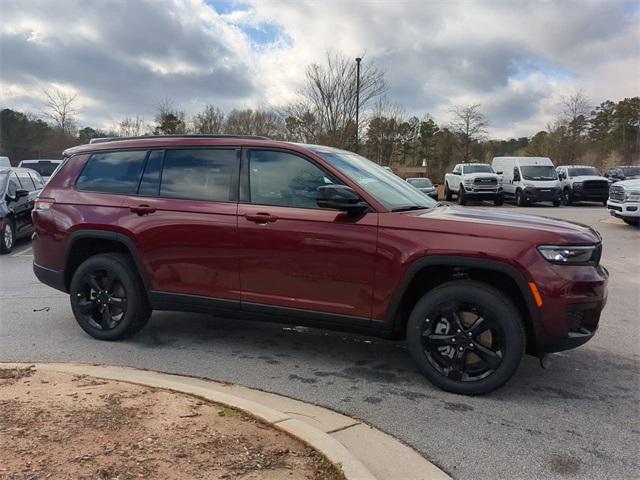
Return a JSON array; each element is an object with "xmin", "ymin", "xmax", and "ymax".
[{"xmin": 1, "ymin": 167, "xmax": 44, "ymax": 253}]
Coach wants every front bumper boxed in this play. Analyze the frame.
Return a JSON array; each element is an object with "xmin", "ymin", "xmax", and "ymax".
[
  {"xmin": 523, "ymin": 187, "xmax": 561, "ymax": 203},
  {"xmin": 607, "ymin": 200, "xmax": 640, "ymax": 218},
  {"xmin": 534, "ymin": 263, "xmax": 608, "ymax": 354}
]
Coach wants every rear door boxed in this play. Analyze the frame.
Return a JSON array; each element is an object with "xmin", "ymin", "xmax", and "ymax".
[
  {"xmin": 14, "ymin": 170, "xmax": 38, "ymax": 236},
  {"xmin": 237, "ymin": 148, "xmax": 378, "ymax": 321},
  {"xmin": 120, "ymin": 148, "xmax": 241, "ymax": 306}
]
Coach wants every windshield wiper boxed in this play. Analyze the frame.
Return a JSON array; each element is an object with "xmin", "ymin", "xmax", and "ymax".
[{"xmin": 391, "ymin": 205, "xmax": 430, "ymax": 212}]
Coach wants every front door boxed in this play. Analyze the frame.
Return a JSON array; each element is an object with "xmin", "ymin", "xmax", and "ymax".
[{"xmin": 237, "ymin": 148, "xmax": 378, "ymax": 322}]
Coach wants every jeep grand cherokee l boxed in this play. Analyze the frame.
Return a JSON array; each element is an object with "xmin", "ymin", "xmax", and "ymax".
[{"xmin": 32, "ymin": 135, "xmax": 608, "ymax": 394}]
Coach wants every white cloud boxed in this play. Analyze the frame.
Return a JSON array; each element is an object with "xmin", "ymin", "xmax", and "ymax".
[{"xmin": 1, "ymin": 0, "xmax": 637, "ymax": 137}]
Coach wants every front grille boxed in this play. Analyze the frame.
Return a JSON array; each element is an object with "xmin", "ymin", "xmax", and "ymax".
[
  {"xmin": 609, "ymin": 185, "xmax": 625, "ymax": 202},
  {"xmin": 534, "ymin": 188, "xmax": 556, "ymax": 200},
  {"xmin": 474, "ymin": 177, "xmax": 497, "ymax": 185},
  {"xmin": 583, "ymin": 180, "xmax": 608, "ymax": 191}
]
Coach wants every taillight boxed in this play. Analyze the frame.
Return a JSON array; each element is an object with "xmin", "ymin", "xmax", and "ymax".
[{"xmin": 34, "ymin": 198, "xmax": 55, "ymax": 211}]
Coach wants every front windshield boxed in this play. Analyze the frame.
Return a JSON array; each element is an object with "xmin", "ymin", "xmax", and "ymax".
[
  {"xmin": 621, "ymin": 167, "xmax": 640, "ymax": 176},
  {"xmin": 569, "ymin": 167, "xmax": 599, "ymax": 177},
  {"xmin": 463, "ymin": 165, "xmax": 494, "ymax": 174},
  {"xmin": 520, "ymin": 165, "xmax": 557, "ymax": 181},
  {"xmin": 23, "ymin": 161, "xmax": 59, "ymax": 177},
  {"xmin": 314, "ymin": 149, "xmax": 437, "ymax": 211},
  {"xmin": 408, "ymin": 178, "xmax": 433, "ymax": 188}
]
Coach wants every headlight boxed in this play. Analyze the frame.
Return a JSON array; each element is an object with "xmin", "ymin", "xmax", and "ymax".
[
  {"xmin": 538, "ymin": 245, "xmax": 600, "ymax": 265},
  {"xmin": 573, "ymin": 182, "xmax": 583, "ymax": 189},
  {"xmin": 625, "ymin": 190, "xmax": 640, "ymax": 202}
]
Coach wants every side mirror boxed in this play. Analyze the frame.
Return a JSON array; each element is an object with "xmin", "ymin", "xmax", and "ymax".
[
  {"xmin": 317, "ymin": 185, "xmax": 368, "ymax": 215},
  {"xmin": 15, "ymin": 189, "xmax": 29, "ymax": 199}
]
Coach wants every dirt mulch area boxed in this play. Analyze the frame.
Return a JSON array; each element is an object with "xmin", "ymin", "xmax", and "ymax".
[{"xmin": 0, "ymin": 366, "xmax": 344, "ymax": 480}]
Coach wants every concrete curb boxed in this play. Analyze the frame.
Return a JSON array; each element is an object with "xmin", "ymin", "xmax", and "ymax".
[{"xmin": 1, "ymin": 362, "xmax": 450, "ymax": 480}]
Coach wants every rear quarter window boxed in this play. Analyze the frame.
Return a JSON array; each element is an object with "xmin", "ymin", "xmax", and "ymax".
[{"xmin": 76, "ymin": 150, "xmax": 147, "ymax": 194}]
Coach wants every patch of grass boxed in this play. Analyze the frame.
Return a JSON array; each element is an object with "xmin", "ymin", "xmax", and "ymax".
[{"xmin": 217, "ymin": 406, "xmax": 236, "ymax": 417}]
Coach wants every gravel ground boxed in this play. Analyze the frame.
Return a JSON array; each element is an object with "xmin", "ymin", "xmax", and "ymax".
[{"xmin": 0, "ymin": 204, "xmax": 638, "ymax": 479}]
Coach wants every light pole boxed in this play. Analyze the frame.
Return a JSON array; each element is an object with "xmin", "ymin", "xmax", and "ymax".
[{"xmin": 355, "ymin": 57, "xmax": 361, "ymax": 153}]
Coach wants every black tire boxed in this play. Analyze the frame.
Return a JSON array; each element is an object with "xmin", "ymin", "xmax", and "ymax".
[
  {"xmin": 494, "ymin": 195, "xmax": 504, "ymax": 206},
  {"xmin": 563, "ymin": 188, "xmax": 573, "ymax": 206},
  {"xmin": 458, "ymin": 186, "xmax": 467, "ymax": 205},
  {"xmin": 552, "ymin": 200, "xmax": 560, "ymax": 207},
  {"xmin": 602, "ymin": 200, "xmax": 608, "ymax": 207},
  {"xmin": 69, "ymin": 253, "xmax": 151, "ymax": 340},
  {"xmin": 406, "ymin": 280, "xmax": 525, "ymax": 395},
  {"xmin": 1, "ymin": 218, "xmax": 16, "ymax": 254},
  {"xmin": 445, "ymin": 183, "xmax": 452, "ymax": 201},
  {"xmin": 622, "ymin": 217, "xmax": 639, "ymax": 226},
  {"xmin": 515, "ymin": 189, "xmax": 527, "ymax": 207}
]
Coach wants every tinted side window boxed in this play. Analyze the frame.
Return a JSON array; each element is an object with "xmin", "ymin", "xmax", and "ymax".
[
  {"xmin": 7, "ymin": 173, "xmax": 20, "ymax": 197},
  {"xmin": 77, "ymin": 150, "xmax": 147, "ymax": 194},
  {"xmin": 160, "ymin": 149, "xmax": 236, "ymax": 201},
  {"xmin": 248, "ymin": 150, "xmax": 337, "ymax": 209},
  {"xmin": 513, "ymin": 167, "xmax": 521, "ymax": 181},
  {"xmin": 17, "ymin": 171, "xmax": 36, "ymax": 191},
  {"xmin": 138, "ymin": 150, "xmax": 164, "ymax": 197}
]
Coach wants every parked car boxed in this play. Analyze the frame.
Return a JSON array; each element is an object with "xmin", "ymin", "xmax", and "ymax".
[
  {"xmin": 406, "ymin": 177, "xmax": 438, "ymax": 201},
  {"xmin": 32, "ymin": 135, "xmax": 608, "ymax": 395},
  {"xmin": 17, "ymin": 159, "xmax": 63, "ymax": 182},
  {"xmin": 607, "ymin": 179, "xmax": 640, "ymax": 226},
  {"xmin": 556, "ymin": 165, "xmax": 609, "ymax": 206},
  {"xmin": 444, "ymin": 163, "xmax": 503, "ymax": 205},
  {"xmin": 492, "ymin": 157, "xmax": 561, "ymax": 207},
  {"xmin": 1, "ymin": 167, "xmax": 44, "ymax": 253},
  {"xmin": 0, "ymin": 156, "xmax": 11, "ymax": 168},
  {"xmin": 604, "ymin": 166, "xmax": 640, "ymax": 184}
]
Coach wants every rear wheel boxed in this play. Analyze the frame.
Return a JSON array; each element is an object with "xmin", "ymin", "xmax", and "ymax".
[
  {"xmin": 406, "ymin": 281, "xmax": 525, "ymax": 395},
  {"xmin": 69, "ymin": 253, "xmax": 151, "ymax": 340},
  {"xmin": 1, "ymin": 219, "xmax": 15, "ymax": 254}
]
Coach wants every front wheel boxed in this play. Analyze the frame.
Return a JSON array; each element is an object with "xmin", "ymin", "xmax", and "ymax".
[
  {"xmin": 406, "ymin": 280, "xmax": 525, "ymax": 395},
  {"xmin": 622, "ymin": 217, "xmax": 639, "ymax": 226},
  {"xmin": 563, "ymin": 189, "xmax": 573, "ymax": 206},
  {"xmin": 515, "ymin": 190, "xmax": 527, "ymax": 206},
  {"xmin": 552, "ymin": 200, "xmax": 560, "ymax": 207},
  {"xmin": 494, "ymin": 195, "xmax": 504, "ymax": 206},
  {"xmin": 70, "ymin": 253, "xmax": 151, "ymax": 340},
  {"xmin": 458, "ymin": 187, "xmax": 467, "ymax": 205},
  {"xmin": 1, "ymin": 219, "xmax": 15, "ymax": 254},
  {"xmin": 445, "ymin": 183, "xmax": 452, "ymax": 201}
]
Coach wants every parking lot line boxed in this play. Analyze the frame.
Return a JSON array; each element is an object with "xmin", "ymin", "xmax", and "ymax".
[{"xmin": 11, "ymin": 246, "xmax": 33, "ymax": 257}]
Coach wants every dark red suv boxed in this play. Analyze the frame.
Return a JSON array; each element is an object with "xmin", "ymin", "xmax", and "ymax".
[{"xmin": 32, "ymin": 135, "xmax": 608, "ymax": 394}]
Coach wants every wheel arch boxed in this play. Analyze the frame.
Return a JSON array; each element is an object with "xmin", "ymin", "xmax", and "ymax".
[
  {"xmin": 63, "ymin": 230, "xmax": 151, "ymax": 299},
  {"xmin": 385, "ymin": 256, "xmax": 542, "ymax": 354}
]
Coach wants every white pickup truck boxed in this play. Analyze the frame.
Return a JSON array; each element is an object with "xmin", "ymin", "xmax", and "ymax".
[{"xmin": 444, "ymin": 163, "xmax": 503, "ymax": 205}]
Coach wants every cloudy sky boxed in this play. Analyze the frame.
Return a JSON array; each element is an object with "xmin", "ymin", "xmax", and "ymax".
[{"xmin": 1, "ymin": 0, "xmax": 638, "ymax": 138}]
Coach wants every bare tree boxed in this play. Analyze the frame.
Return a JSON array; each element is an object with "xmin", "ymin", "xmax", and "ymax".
[
  {"xmin": 297, "ymin": 50, "xmax": 386, "ymax": 149},
  {"xmin": 449, "ymin": 103, "xmax": 488, "ymax": 162},
  {"xmin": 364, "ymin": 97, "xmax": 405, "ymax": 165},
  {"xmin": 42, "ymin": 87, "xmax": 78, "ymax": 133},
  {"xmin": 224, "ymin": 109, "xmax": 285, "ymax": 138},
  {"xmin": 283, "ymin": 101, "xmax": 321, "ymax": 143},
  {"xmin": 560, "ymin": 89, "xmax": 591, "ymax": 164},
  {"xmin": 193, "ymin": 105, "xmax": 225, "ymax": 134},
  {"xmin": 118, "ymin": 115, "xmax": 146, "ymax": 137}
]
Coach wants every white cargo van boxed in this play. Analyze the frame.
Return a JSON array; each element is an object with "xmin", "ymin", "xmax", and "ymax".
[
  {"xmin": 0, "ymin": 156, "xmax": 11, "ymax": 168},
  {"xmin": 492, "ymin": 157, "xmax": 561, "ymax": 207}
]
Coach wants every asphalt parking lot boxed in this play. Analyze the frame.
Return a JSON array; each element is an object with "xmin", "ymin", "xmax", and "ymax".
[{"xmin": 1, "ymin": 204, "xmax": 638, "ymax": 480}]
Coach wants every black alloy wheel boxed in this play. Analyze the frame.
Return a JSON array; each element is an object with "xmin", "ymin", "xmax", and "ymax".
[
  {"xmin": 70, "ymin": 253, "xmax": 150, "ymax": 340},
  {"xmin": 406, "ymin": 281, "xmax": 524, "ymax": 394}
]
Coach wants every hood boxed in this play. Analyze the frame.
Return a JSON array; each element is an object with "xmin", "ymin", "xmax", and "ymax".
[
  {"xmin": 464, "ymin": 172, "xmax": 499, "ymax": 180},
  {"xmin": 522, "ymin": 179, "xmax": 560, "ymax": 188},
  {"xmin": 402, "ymin": 205, "xmax": 600, "ymax": 245},
  {"xmin": 569, "ymin": 175, "xmax": 608, "ymax": 182},
  {"xmin": 417, "ymin": 186, "xmax": 436, "ymax": 193},
  {"xmin": 611, "ymin": 179, "xmax": 640, "ymax": 190}
]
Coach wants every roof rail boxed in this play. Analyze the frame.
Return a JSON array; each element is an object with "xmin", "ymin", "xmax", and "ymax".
[{"xmin": 88, "ymin": 134, "xmax": 270, "ymax": 144}]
